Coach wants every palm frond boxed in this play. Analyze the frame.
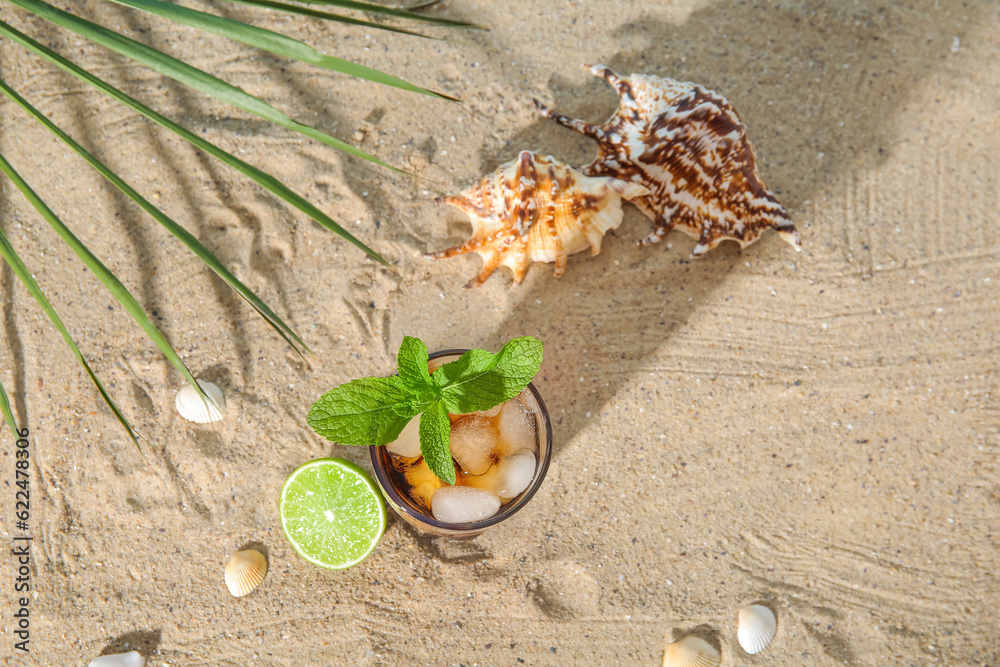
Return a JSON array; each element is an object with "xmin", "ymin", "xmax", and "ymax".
[
  {"xmin": 274, "ymin": 0, "xmax": 484, "ymax": 28},
  {"xmin": 7, "ymin": 0, "xmax": 400, "ymax": 171},
  {"xmin": 0, "ymin": 158, "xmax": 142, "ymax": 452},
  {"xmin": 0, "ymin": 376, "xmax": 19, "ymax": 440},
  {"xmin": 0, "ymin": 152, "xmax": 219, "ymax": 432},
  {"xmin": 108, "ymin": 0, "xmax": 458, "ymax": 100},
  {"xmin": 222, "ymin": 0, "xmax": 449, "ymax": 39},
  {"xmin": 0, "ymin": 76, "xmax": 310, "ymax": 356},
  {"xmin": 0, "ymin": 0, "xmax": 472, "ymax": 451},
  {"xmin": 0, "ymin": 20, "xmax": 390, "ymax": 268}
]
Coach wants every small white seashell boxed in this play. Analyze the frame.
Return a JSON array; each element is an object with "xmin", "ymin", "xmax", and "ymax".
[
  {"xmin": 175, "ymin": 380, "xmax": 226, "ymax": 423},
  {"xmin": 89, "ymin": 651, "xmax": 145, "ymax": 667},
  {"xmin": 662, "ymin": 636, "xmax": 720, "ymax": 667},
  {"xmin": 738, "ymin": 604, "xmax": 777, "ymax": 655},
  {"xmin": 225, "ymin": 549, "xmax": 267, "ymax": 597}
]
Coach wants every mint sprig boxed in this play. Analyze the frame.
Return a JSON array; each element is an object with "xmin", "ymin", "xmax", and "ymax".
[{"xmin": 307, "ymin": 336, "xmax": 544, "ymax": 485}]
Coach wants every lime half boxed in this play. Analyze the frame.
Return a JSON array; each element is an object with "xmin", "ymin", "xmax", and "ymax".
[{"xmin": 280, "ymin": 458, "xmax": 386, "ymax": 570}]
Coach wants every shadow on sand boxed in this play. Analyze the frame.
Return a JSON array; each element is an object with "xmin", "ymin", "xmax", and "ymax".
[{"xmin": 465, "ymin": 0, "xmax": 985, "ymax": 458}]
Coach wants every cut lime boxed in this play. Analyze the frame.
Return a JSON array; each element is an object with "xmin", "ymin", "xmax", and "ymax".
[{"xmin": 279, "ymin": 458, "xmax": 386, "ymax": 570}]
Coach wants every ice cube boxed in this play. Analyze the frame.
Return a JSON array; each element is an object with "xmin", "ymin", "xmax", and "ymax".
[
  {"xmin": 494, "ymin": 450, "xmax": 536, "ymax": 499},
  {"xmin": 470, "ymin": 404, "xmax": 503, "ymax": 419},
  {"xmin": 386, "ymin": 417, "xmax": 421, "ymax": 458},
  {"xmin": 449, "ymin": 403, "xmax": 501, "ymax": 426},
  {"xmin": 449, "ymin": 415, "xmax": 498, "ymax": 475},
  {"xmin": 497, "ymin": 395, "xmax": 536, "ymax": 456},
  {"xmin": 431, "ymin": 486, "xmax": 501, "ymax": 524},
  {"xmin": 461, "ymin": 463, "xmax": 501, "ymax": 494},
  {"xmin": 403, "ymin": 457, "xmax": 445, "ymax": 511}
]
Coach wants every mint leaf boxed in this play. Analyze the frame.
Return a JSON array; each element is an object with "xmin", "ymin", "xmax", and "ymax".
[
  {"xmin": 396, "ymin": 335, "xmax": 434, "ymax": 394},
  {"xmin": 435, "ymin": 336, "xmax": 543, "ymax": 414},
  {"xmin": 306, "ymin": 335, "xmax": 544, "ymax": 486},
  {"xmin": 307, "ymin": 376, "xmax": 410, "ymax": 446},
  {"xmin": 391, "ymin": 394, "xmax": 434, "ymax": 420},
  {"xmin": 419, "ymin": 402, "xmax": 455, "ymax": 485}
]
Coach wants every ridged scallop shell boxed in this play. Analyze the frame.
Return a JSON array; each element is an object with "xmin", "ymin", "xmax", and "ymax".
[
  {"xmin": 175, "ymin": 380, "xmax": 226, "ymax": 424},
  {"xmin": 89, "ymin": 652, "xmax": 145, "ymax": 667},
  {"xmin": 427, "ymin": 151, "xmax": 648, "ymax": 287},
  {"xmin": 662, "ymin": 636, "xmax": 721, "ymax": 667},
  {"xmin": 225, "ymin": 549, "xmax": 267, "ymax": 597},
  {"xmin": 738, "ymin": 604, "xmax": 777, "ymax": 654},
  {"xmin": 535, "ymin": 65, "xmax": 801, "ymax": 255}
]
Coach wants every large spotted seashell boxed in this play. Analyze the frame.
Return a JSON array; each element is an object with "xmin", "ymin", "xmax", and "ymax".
[
  {"xmin": 88, "ymin": 652, "xmax": 145, "ymax": 667},
  {"xmin": 662, "ymin": 636, "xmax": 721, "ymax": 667},
  {"xmin": 535, "ymin": 65, "xmax": 801, "ymax": 255},
  {"xmin": 175, "ymin": 379, "xmax": 226, "ymax": 424},
  {"xmin": 225, "ymin": 549, "xmax": 268, "ymax": 597},
  {"xmin": 427, "ymin": 151, "xmax": 648, "ymax": 287}
]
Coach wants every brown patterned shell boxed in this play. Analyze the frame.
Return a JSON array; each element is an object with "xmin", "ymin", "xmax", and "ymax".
[
  {"xmin": 534, "ymin": 65, "xmax": 801, "ymax": 255},
  {"xmin": 427, "ymin": 151, "xmax": 648, "ymax": 287}
]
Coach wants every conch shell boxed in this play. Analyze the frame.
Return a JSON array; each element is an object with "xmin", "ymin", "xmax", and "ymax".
[
  {"xmin": 534, "ymin": 65, "xmax": 801, "ymax": 255},
  {"xmin": 427, "ymin": 151, "xmax": 648, "ymax": 287}
]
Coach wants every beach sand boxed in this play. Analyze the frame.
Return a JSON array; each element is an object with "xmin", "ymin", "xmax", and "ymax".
[{"xmin": 1, "ymin": 1, "xmax": 998, "ymax": 664}]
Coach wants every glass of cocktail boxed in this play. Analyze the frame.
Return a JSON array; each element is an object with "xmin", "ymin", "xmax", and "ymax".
[{"xmin": 369, "ymin": 349, "xmax": 552, "ymax": 537}]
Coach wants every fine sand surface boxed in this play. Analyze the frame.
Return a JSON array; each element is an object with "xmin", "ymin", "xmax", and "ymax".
[{"xmin": 1, "ymin": 1, "xmax": 998, "ymax": 665}]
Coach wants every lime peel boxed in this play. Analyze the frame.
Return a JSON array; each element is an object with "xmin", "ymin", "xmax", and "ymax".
[{"xmin": 280, "ymin": 458, "xmax": 386, "ymax": 570}]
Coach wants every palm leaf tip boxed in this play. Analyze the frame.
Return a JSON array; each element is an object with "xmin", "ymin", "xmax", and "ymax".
[
  {"xmin": 290, "ymin": 0, "xmax": 485, "ymax": 29},
  {"xmin": 0, "ymin": 378, "xmax": 19, "ymax": 440},
  {"xmin": 219, "ymin": 0, "xmax": 453, "ymax": 42}
]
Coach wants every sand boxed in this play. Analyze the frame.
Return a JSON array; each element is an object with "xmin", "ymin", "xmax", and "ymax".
[{"xmin": 1, "ymin": 0, "xmax": 998, "ymax": 665}]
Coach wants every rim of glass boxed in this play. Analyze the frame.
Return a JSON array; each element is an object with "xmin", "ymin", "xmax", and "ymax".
[{"xmin": 368, "ymin": 348, "xmax": 553, "ymax": 532}]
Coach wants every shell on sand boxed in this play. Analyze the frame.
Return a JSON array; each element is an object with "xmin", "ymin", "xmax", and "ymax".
[
  {"xmin": 175, "ymin": 379, "xmax": 226, "ymax": 424},
  {"xmin": 88, "ymin": 652, "xmax": 145, "ymax": 667},
  {"xmin": 225, "ymin": 549, "xmax": 268, "ymax": 597},
  {"xmin": 662, "ymin": 636, "xmax": 721, "ymax": 667},
  {"xmin": 427, "ymin": 150, "xmax": 648, "ymax": 287},
  {"xmin": 535, "ymin": 65, "xmax": 801, "ymax": 255},
  {"xmin": 737, "ymin": 604, "xmax": 777, "ymax": 654}
]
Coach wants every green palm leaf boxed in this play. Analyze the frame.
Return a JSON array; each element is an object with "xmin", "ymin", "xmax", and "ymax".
[
  {"xmin": 0, "ymin": 152, "xmax": 215, "ymax": 445},
  {"xmin": 108, "ymin": 0, "xmax": 458, "ymax": 100},
  {"xmin": 7, "ymin": 0, "xmax": 399, "ymax": 171},
  {"xmin": 222, "ymin": 0, "xmax": 450, "ymax": 38},
  {"xmin": 0, "ymin": 376, "xmax": 18, "ymax": 440},
  {"xmin": 0, "ymin": 77, "xmax": 309, "ymax": 356},
  {"xmin": 0, "ymin": 158, "xmax": 141, "ymax": 452},
  {"xmin": 0, "ymin": 0, "xmax": 473, "ymax": 452},
  {"xmin": 0, "ymin": 20, "xmax": 389, "ymax": 268},
  {"xmin": 281, "ymin": 0, "xmax": 483, "ymax": 27}
]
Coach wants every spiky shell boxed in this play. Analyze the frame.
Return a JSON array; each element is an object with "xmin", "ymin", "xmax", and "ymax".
[
  {"xmin": 175, "ymin": 380, "xmax": 226, "ymax": 424},
  {"xmin": 535, "ymin": 65, "xmax": 801, "ymax": 255},
  {"xmin": 662, "ymin": 636, "xmax": 721, "ymax": 667},
  {"xmin": 88, "ymin": 652, "xmax": 145, "ymax": 667},
  {"xmin": 427, "ymin": 151, "xmax": 648, "ymax": 287},
  {"xmin": 738, "ymin": 604, "xmax": 777, "ymax": 654},
  {"xmin": 225, "ymin": 549, "xmax": 267, "ymax": 597}
]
